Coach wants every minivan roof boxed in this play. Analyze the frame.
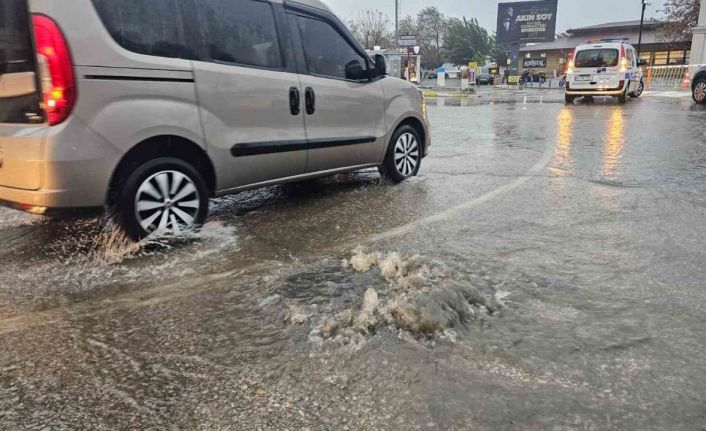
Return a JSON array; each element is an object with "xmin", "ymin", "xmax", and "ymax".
[
  {"xmin": 575, "ymin": 42, "xmax": 633, "ymax": 50},
  {"xmin": 285, "ymin": 0, "xmax": 333, "ymax": 13}
]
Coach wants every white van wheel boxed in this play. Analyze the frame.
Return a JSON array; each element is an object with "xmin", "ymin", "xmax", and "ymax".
[{"xmin": 618, "ymin": 86, "xmax": 628, "ymax": 104}]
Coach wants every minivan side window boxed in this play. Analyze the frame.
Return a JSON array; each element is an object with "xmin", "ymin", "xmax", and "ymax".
[
  {"xmin": 92, "ymin": 0, "xmax": 282, "ymax": 68},
  {"xmin": 295, "ymin": 16, "xmax": 368, "ymax": 81},
  {"xmin": 92, "ymin": 0, "xmax": 195, "ymax": 60},
  {"xmin": 190, "ymin": 0, "xmax": 282, "ymax": 69}
]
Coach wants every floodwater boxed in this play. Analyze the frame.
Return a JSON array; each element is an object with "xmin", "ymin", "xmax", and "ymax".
[{"xmin": 1, "ymin": 90, "xmax": 706, "ymax": 430}]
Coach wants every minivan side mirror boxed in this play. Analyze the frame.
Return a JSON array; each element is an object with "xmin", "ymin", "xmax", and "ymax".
[
  {"xmin": 638, "ymin": 59, "xmax": 649, "ymax": 67},
  {"xmin": 373, "ymin": 54, "xmax": 387, "ymax": 78},
  {"xmin": 345, "ymin": 60, "xmax": 367, "ymax": 81}
]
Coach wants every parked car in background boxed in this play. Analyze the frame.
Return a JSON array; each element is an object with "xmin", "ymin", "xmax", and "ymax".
[
  {"xmin": 0, "ymin": 0, "xmax": 430, "ymax": 239},
  {"xmin": 693, "ymin": 66, "xmax": 706, "ymax": 104},
  {"xmin": 565, "ymin": 42, "xmax": 645, "ymax": 104},
  {"xmin": 476, "ymin": 73, "xmax": 494, "ymax": 85}
]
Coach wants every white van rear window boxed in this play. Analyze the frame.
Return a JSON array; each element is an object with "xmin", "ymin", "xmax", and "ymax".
[{"xmin": 575, "ymin": 49, "xmax": 619, "ymax": 68}]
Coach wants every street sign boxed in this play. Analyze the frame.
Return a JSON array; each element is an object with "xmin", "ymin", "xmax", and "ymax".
[
  {"xmin": 398, "ymin": 35, "xmax": 417, "ymax": 46},
  {"xmin": 497, "ymin": 1, "xmax": 558, "ymax": 43},
  {"xmin": 468, "ymin": 61, "xmax": 478, "ymax": 69}
]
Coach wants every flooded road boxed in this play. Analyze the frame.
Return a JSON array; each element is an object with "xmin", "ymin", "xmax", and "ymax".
[{"xmin": 2, "ymin": 91, "xmax": 706, "ymax": 430}]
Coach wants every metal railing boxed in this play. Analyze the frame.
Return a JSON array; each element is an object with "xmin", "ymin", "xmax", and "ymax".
[{"xmin": 645, "ymin": 65, "xmax": 706, "ymax": 91}]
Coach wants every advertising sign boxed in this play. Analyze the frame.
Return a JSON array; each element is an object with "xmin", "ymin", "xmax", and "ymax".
[
  {"xmin": 398, "ymin": 35, "xmax": 417, "ymax": 47},
  {"xmin": 497, "ymin": 1, "xmax": 558, "ymax": 43},
  {"xmin": 523, "ymin": 58, "xmax": 547, "ymax": 68}
]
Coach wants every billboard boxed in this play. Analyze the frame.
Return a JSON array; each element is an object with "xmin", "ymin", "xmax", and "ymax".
[
  {"xmin": 523, "ymin": 58, "xmax": 547, "ymax": 68},
  {"xmin": 497, "ymin": 1, "xmax": 558, "ymax": 43},
  {"xmin": 398, "ymin": 35, "xmax": 417, "ymax": 47}
]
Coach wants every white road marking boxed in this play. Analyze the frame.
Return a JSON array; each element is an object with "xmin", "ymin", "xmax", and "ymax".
[{"xmin": 356, "ymin": 143, "xmax": 555, "ymax": 246}]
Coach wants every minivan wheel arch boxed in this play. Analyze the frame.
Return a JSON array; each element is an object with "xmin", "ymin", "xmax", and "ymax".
[
  {"xmin": 394, "ymin": 117, "xmax": 427, "ymax": 157},
  {"xmin": 693, "ymin": 71, "xmax": 706, "ymax": 91},
  {"xmin": 107, "ymin": 135, "xmax": 216, "ymax": 206}
]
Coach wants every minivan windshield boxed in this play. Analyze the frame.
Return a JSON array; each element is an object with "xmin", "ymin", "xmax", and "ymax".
[
  {"xmin": 575, "ymin": 49, "xmax": 619, "ymax": 68},
  {"xmin": 0, "ymin": 0, "xmax": 34, "ymax": 74}
]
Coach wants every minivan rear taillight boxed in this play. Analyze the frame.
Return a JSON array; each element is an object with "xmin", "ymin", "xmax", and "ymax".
[
  {"xmin": 32, "ymin": 15, "xmax": 76, "ymax": 126},
  {"xmin": 620, "ymin": 44, "xmax": 627, "ymax": 72}
]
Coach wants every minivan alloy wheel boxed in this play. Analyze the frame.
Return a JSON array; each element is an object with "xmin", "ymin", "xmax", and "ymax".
[
  {"xmin": 394, "ymin": 133, "xmax": 420, "ymax": 177},
  {"xmin": 135, "ymin": 170, "xmax": 201, "ymax": 234},
  {"xmin": 694, "ymin": 81, "xmax": 706, "ymax": 104}
]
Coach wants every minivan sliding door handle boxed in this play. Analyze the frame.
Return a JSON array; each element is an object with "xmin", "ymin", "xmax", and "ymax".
[
  {"xmin": 289, "ymin": 87, "xmax": 300, "ymax": 115},
  {"xmin": 305, "ymin": 87, "xmax": 315, "ymax": 115}
]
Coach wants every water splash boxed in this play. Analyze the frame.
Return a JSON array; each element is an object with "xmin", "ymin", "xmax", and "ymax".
[{"xmin": 310, "ymin": 248, "xmax": 502, "ymax": 346}]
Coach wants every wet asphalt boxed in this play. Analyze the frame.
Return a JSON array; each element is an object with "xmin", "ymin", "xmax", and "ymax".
[{"xmin": 1, "ymin": 89, "xmax": 706, "ymax": 430}]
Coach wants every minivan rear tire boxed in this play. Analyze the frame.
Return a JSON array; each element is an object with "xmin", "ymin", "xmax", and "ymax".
[
  {"xmin": 380, "ymin": 125, "xmax": 423, "ymax": 183},
  {"xmin": 617, "ymin": 86, "xmax": 628, "ymax": 104},
  {"xmin": 116, "ymin": 158, "xmax": 209, "ymax": 240}
]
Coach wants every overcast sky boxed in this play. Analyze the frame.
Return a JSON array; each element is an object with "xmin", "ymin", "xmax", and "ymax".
[{"xmin": 325, "ymin": 0, "xmax": 663, "ymax": 34}]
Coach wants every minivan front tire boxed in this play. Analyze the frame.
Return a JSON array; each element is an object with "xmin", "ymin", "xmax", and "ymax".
[
  {"xmin": 629, "ymin": 80, "xmax": 644, "ymax": 98},
  {"xmin": 116, "ymin": 157, "xmax": 209, "ymax": 240},
  {"xmin": 380, "ymin": 125, "xmax": 423, "ymax": 183}
]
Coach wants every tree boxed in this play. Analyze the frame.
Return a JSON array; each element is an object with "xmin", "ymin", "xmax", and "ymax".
[
  {"xmin": 398, "ymin": 15, "xmax": 417, "ymax": 38},
  {"xmin": 347, "ymin": 10, "xmax": 393, "ymax": 50},
  {"xmin": 443, "ymin": 18, "xmax": 494, "ymax": 66},
  {"xmin": 661, "ymin": 0, "xmax": 701, "ymax": 42},
  {"xmin": 416, "ymin": 7, "xmax": 448, "ymax": 69}
]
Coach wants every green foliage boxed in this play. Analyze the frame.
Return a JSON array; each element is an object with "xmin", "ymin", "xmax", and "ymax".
[{"xmin": 443, "ymin": 17, "xmax": 495, "ymax": 66}]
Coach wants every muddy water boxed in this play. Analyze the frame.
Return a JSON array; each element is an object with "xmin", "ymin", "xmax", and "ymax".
[{"xmin": 1, "ymin": 92, "xmax": 706, "ymax": 429}]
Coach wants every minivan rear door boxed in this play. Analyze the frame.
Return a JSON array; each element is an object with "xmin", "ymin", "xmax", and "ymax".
[
  {"xmin": 572, "ymin": 47, "xmax": 621, "ymax": 90},
  {"xmin": 288, "ymin": 9, "xmax": 385, "ymax": 173},
  {"xmin": 187, "ymin": 0, "xmax": 308, "ymax": 191}
]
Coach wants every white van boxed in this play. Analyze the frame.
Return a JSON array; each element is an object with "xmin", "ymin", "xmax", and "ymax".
[{"xmin": 565, "ymin": 42, "xmax": 645, "ymax": 104}]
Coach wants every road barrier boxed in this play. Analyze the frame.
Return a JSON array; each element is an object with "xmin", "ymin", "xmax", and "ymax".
[{"xmin": 645, "ymin": 65, "xmax": 706, "ymax": 91}]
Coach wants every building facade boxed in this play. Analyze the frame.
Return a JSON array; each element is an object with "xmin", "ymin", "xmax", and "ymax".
[
  {"xmin": 691, "ymin": 0, "xmax": 706, "ymax": 65},
  {"xmin": 519, "ymin": 20, "xmax": 693, "ymax": 76}
]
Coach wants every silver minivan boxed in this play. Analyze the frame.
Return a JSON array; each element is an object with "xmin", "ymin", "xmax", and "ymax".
[{"xmin": 0, "ymin": 0, "xmax": 429, "ymax": 239}]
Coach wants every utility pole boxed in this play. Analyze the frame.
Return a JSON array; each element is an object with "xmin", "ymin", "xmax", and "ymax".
[
  {"xmin": 395, "ymin": 0, "xmax": 400, "ymax": 48},
  {"xmin": 637, "ymin": 0, "xmax": 647, "ymax": 58}
]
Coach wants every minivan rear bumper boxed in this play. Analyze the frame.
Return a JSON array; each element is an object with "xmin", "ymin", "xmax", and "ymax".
[
  {"xmin": 0, "ymin": 169, "xmax": 108, "ymax": 213},
  {"xmin": 0, "ymin": 118, "xmax": 122, "ymax": 213},
  {"xmin": 565, "ymin": 88, "xmax": 625, "ymax": 96}
]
